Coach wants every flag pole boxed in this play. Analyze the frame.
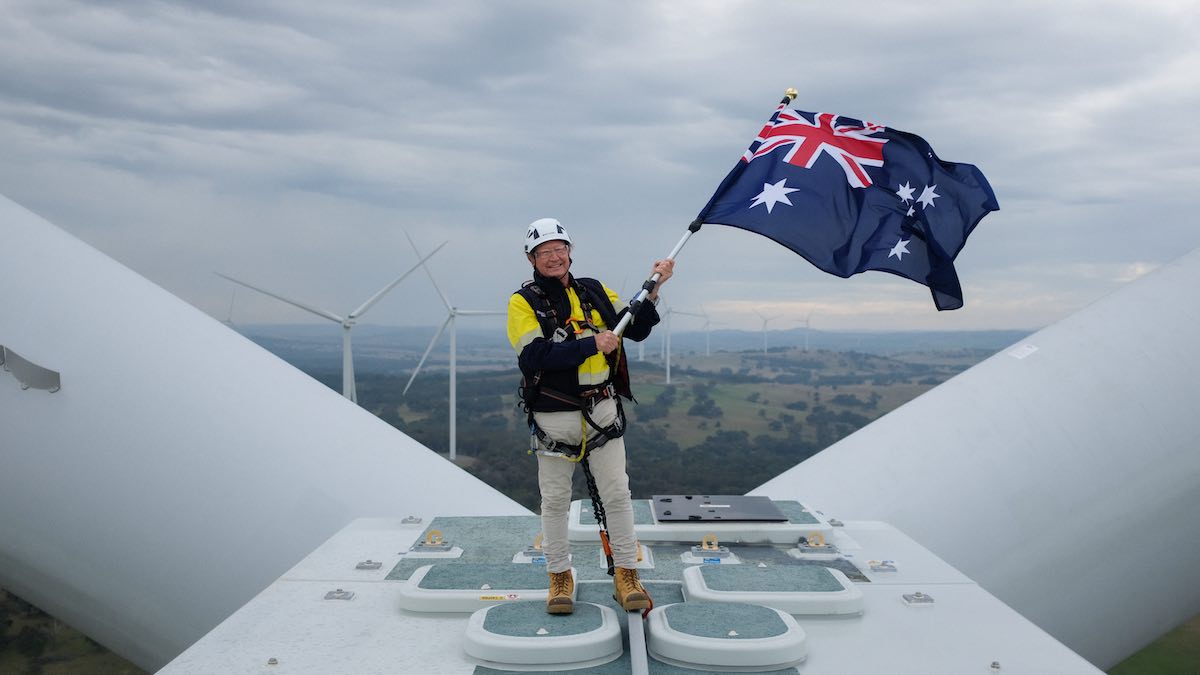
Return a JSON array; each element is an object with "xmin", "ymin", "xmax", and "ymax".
[
  {"xmin": 611, "ymin": 222, "xmax": 698, "ymax": 337},
  {"xmin": 612, "ymin": 88, "xmax": 798, "ymax": 338}
]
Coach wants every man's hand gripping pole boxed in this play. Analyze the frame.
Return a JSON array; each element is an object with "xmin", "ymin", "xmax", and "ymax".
[{"xmin": 611, "ymin": 218, "xmax": 703, "ymax": 338}]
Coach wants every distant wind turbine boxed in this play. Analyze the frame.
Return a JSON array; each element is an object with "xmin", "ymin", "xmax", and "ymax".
[
  {"xmin": 662, "ymin": 307, "xmax": 703, "ymax": 384},
  {"xmin": 754, "ymin": 309, "xmax": 779, "ymax": 355},
  {"xmin": 402, "ymin": 233, "xmax": 504, "ymax": 462},
  {"xmin": 224, "ymin": 289, "xmax": 237, "ymax": 326},
  {"xmin": 216, "ymin": 242, "xmax": 445, "ymax": 403},
  {"xmin": 800, "ymin": 310, "xmax": 815, "ymax": 352},
  {"xmin": 620, "ymin": 274, "xmax": 646, "ymax": 363},
  {"xmin": 699, "ymin": 306, "xmax": 714, "ymax": 357}
]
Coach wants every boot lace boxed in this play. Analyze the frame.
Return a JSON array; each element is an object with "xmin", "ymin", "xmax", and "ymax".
[
  {"xmin": 618, "ymin": 568, "xmax": 644, "ymax": 592},
  {"xmin": 551, "ymin": 573, "xmax": 572, "ymax": 595}
]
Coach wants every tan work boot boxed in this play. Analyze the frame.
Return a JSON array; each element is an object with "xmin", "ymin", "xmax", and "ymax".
[
  {"xmin": 613, "ymin": 567, "xmax": 651, "ymax": 611},
  {"xmin": 546, "ymin": 570, "xmax": 574, "ymax": 614}
]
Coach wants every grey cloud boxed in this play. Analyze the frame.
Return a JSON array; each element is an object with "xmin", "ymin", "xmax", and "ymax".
[{"xmin": 2, "ymin": 0, "xmax": 1198, "ymax": 332}]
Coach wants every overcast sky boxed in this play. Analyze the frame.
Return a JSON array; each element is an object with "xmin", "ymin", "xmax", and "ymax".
[{"xmin": 3, "ymin": 0, "xmax": 1198, "ymax": 334}]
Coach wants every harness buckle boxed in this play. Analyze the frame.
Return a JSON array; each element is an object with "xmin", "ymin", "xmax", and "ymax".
[{"xmin": 578, "ymin": 382, "xmax": 617, "ymax": 406}]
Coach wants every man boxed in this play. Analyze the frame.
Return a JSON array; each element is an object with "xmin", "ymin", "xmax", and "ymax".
[{"xmin": 507, "ymin": 217, "xmax": 674, "ymax": 614}]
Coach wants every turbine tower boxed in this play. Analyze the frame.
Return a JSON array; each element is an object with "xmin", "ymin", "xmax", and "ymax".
[
  {"xmin": 662, "ymin": 307, "xmax": 703, "ymax": 384},
  {"xmin": 800, "ymin": 310, "xmax": 814, "ymax": 352},
  {"xmin": 754, "ymin": 308, "xmax": 779, "ymax": 355},
  {"xmin": 223, "ymin": 289, "xmax": 237, "ymax": 326},
  {"xmin": 216, "ymin": 242, "xmax": 444, "ymax": 403},
  {"xmin": 624, "ymin": 277, "xmax": 651, "ymax": 362},
  {"xmin": 402, "ymin": 233, "xmax": 504, "ymax": 461},
  {"xmin": 699, "ymin": 306, "xmax": 714, "ymax": 357}
]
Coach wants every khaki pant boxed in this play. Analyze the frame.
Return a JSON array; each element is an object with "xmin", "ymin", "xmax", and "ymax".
[{"xmin": 534, "ymin": 397, "xmax": 637, "ymax": 573}]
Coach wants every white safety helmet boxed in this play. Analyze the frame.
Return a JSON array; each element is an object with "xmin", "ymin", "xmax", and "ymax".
[{"xmin": 524, "ymin": 218, "xmax": 572, "ymax": 254}]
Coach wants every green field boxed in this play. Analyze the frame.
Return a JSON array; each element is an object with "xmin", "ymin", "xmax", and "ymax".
[
  {"xmin": 1108, "ymin": 613, "xmax": 1200, "ymax": 674},
  {"xmin": 0, "ymin": 590, "xmax": 144, "ymax": 674}
]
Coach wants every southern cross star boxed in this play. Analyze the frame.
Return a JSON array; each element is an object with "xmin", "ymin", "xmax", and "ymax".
[
  {"xmin": 750, "ymin": 179, "xmax": 800, "ymax": 214},
  {"xmin": 896, "ymin": 181, "xmax": 916, "ymax": 203},
  {"xmin": 917, "ymin": 184, "xmax": 940, "ymax": 209},
  {"xmin": 888, "ymin": 238, "xmax": 911, "ymax": 260}
]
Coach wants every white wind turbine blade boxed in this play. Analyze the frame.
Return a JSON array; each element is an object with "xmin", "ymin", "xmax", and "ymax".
[
  {"xmin": 349, "ymin": 241, "xmax": 447, "ymax": 320},
  {"xmin": 215, "ymin": 273, "xmax": 344, "ymax": 324},
  {"xmin": 403, "ymin": 231, "xmax": 453, "ymax": 313},
  {"xmin": 755, "ymin": 309, "xmax": 779, "ymax": 326},
  {"xmin": 403, "ymin": 315, "xmax": 452, "ymax": 396}
]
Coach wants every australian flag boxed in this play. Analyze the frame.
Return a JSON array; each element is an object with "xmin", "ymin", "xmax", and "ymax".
[{"xmin": 696, "ymin": 99, "xmax": 999, "ymax": 310}]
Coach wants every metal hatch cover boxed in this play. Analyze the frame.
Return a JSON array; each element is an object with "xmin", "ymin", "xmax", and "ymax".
[{"xmin": 651, "ymin": 495, "xmax": 788, "ymax": 522}]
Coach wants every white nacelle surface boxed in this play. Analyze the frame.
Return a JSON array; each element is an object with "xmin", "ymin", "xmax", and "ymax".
[{"xmin": 162, "ymin": 517, "xmax": 1103, "ymax": 674}]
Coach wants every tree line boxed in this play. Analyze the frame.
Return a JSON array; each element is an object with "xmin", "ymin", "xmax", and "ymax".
[{"xmin": 332, "ymin": 346, "xmax": 980, "ymax": 510}]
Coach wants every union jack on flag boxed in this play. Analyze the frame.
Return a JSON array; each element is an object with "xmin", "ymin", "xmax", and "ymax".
[
  {"xmin": 743, "ymin": 109, "xmax": 887, "ymax": 188},
  {"xmin": 697, "ymin": 96, "xmax": 999, "ymax": 310}
]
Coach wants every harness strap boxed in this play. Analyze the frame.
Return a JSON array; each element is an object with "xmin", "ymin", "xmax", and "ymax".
[
  {"xmin": 529, "ymin": 421, "xmax": 613, "ymax": 459},
  {"xmin": 527, "ymin": 392, "xmax": 626, "ymax": 462},
  {"xmin": 537, "ymin": 383, "xmax": 612, "ymax": 409}
]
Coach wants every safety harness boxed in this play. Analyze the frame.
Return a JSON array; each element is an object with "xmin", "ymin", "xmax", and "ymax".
[
  {"xmin": 515, "ymin": 276, "xmax": 633, "ymax": 576},
  {"xmin": 516, "ymin": 277, "xmax": 632, "ymax": 461}
]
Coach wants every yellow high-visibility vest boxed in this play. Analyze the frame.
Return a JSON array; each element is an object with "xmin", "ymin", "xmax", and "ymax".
[{"xmin": 507, "ymin": 282, "xmax": 626, "ymax": 387}]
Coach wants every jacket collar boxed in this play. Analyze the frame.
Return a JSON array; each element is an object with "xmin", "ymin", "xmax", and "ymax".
[{"xmin": 532, "ymin": 269, "xmax": 573, "ymax": 299}]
